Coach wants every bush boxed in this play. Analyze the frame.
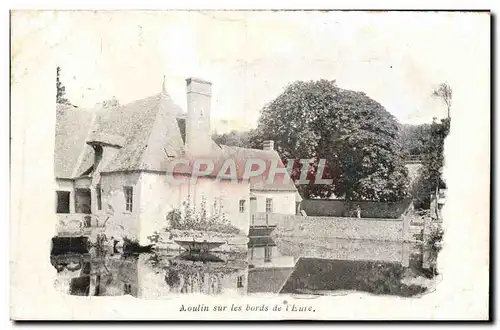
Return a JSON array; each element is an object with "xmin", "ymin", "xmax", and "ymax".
[
  {"xmin": 165, "ymin": 197, "xmax": 241, "ymax": 235},
  {"xmin": 427, "ymin": 226, "xmax": 444, "ymax": 253},
  {"xmin": 425, "ymin": 225, "xmax": 444, "ymax": 277}
]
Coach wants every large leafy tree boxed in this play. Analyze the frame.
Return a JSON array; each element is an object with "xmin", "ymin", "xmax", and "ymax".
[{"xmin": 253, "ymin": 79, "xmax": 409, "ymax": 201}]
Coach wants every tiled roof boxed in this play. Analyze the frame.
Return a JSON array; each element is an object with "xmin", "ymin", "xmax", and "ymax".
[
  {"xmin": 160, "ymin": 145, "xmax": 298, "ymax": 192},
  {"xmin": 55, "ymin": 92, "xmax": 184, "ymax": 178},
  {"xmin": 95, "ymin": 93, "xmax": 184, "ymax": 172},
  {"xmin": 54, "ymin": 104, "xmax": 95, "ymax": 178},
  {"xmin": 219, "ymin": 145, "xmax": 298, "ymax": 192},
  {"xmin": 54, "ymin": 92, "xmax": 299, "ymax": 194}
]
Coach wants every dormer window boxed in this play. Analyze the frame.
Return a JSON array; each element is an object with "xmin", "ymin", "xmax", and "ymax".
[
  {"xmin": 86, "ymin": 133, "xmax": 125, "ymax": 173},
  {"xmin": 93, "ymin": 145, "xmax": 103, "ymax": 169}
]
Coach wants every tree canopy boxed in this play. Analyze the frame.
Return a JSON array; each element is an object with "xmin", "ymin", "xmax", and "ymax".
[
  {"xmin": 250, "ymin": 79, "xmax": 410, "ymax": 201},
  {"xmin": 411, "ymin": 117, "xmax": 450, "ymax": 208},
  {"xmin": 212, "ymin": 130, "xmax": 255, "ymax": 148},
  {"xmin": 410, "ymin": 83, "xmax": 452, "ymax": 209},
  {"xmin": 400, "ymin": 123, "xmax": 431, "ymax": 159}
]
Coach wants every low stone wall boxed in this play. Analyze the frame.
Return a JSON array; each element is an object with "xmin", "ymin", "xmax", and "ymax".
[
  {"xmin": 274, "ymin": 215, "xmax": 405, "ymax": 242},
  {"xmin": 301, "ymin": 199, "xmax": 412, "ymax": 219}
]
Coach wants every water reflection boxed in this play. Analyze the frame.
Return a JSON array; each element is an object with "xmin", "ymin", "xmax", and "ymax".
[{"xmin": 52, "ymin": 235, "xmax": 429, "ymax": 297}]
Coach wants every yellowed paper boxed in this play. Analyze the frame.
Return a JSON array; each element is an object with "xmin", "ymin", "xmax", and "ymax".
[{"xmin": 10, "ymin": 10, "xmax": 490, "ymax": 320}]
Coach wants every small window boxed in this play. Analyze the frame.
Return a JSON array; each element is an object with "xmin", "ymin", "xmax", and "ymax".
[
  {"xmin": 94, "ymin": 145, "xmax": 103, "ymax": 168},
  {"xmin": 56, "ymin": 191, "xmax": 70, "ymax": 214},
  {"xmin": 124, "ymin": 283, "xmax": 132, "ymax": 295},
  {"xmin": 239, "ymin": 199, "xmax": 246, "ymax": 213},
  {"xmin": 265, "ymin": 198, "xmax": 273, "ymax": 213},
  {"xmin": 264, "ymin": 246, "xmax": 272, "ymax": 263},
  {"xmin": 75, "ymin": 189, "xmax": 92, "ymax": 214},
  {"xmin": 237, "ymin": 275, "xmax": 244, "ymax": 288},
  {"xmin": 96, "ymin": 185, "xmax": 102, "ymax": 211},
  {"xmin": 124, "ymin": 186, "xmax": 133, "ymax": 212}
]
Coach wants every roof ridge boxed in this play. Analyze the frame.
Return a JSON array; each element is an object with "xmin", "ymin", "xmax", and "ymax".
[{"xmin": 221, "ymin": 144, "xmax": 276, "ymax": 153}]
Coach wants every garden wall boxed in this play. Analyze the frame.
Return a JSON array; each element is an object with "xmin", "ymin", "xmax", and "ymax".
[
  {"xmin": 274, "ymin": 215, "xmax": 405, "ymax": 242},
  {"xmin": 301, "ymin": 198, "xmax": 412, "ymax": 219}
]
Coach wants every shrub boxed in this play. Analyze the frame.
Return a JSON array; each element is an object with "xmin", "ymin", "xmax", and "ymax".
[
  {"xmin": 165, "ymin": 196, "xmax": 241, "ymax": 235},
  {"xmin": 146, "ymin": 231, "xmax": 163, "ymax": 245},
  {"xmin": 427, "ymin": 226, "xmax": 444, "ymax": 253},
  {"xmin": 425, "ymin": 225, "xmax": 444, "ymax": 277}
]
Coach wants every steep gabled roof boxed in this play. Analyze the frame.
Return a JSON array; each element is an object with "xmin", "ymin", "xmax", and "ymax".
[
  {"xmin": 55, "ymin": 92, "xmax": 185, "ymax": 178},
  {"xmin": 94, "ymin": 93, "xmax": 184, "ymax": 172},
  {"xmin": 54, "ymin": 104, "xmax": 95, "ymax": 179}
]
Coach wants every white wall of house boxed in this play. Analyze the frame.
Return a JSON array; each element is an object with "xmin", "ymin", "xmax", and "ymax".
[
  {"xmin": 98, "ymin": 172, "xmax": 142, "ymax": 239},
  {"xmin": 137, "ymin": 173, "xmax": 251, "ymax": 244},
  {"xmin": 56, "ymin": 172, "xmax": 297, "ymax": 241},
  {"xmin": 138, "ymin": 172, "xmax": 178, "ymax": 244},
  {"xmin": 252, "ymin": 190, "xmax": 297, "ymax": 215}
]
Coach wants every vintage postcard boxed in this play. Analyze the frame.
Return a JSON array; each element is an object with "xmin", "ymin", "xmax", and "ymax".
[{"xmin": 10, "ymin": 10, "xmax": 490, "ymax": 320}]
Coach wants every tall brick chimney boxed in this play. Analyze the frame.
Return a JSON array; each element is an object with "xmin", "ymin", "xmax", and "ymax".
[
  {"xmin": 185, "ymin": 77, "xmax": 212, "ymax": 156},
  {"xmin": 263, "ymin": 140, "xmax": 274, "ymax": 151}
]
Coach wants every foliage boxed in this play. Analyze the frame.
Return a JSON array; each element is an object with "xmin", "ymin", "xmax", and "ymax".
[
  {"xmin": 56, "ymin": 66, "xmax": 72, "ymax": 105},
  {"xmin": 406, "ymin": 83, "xmax": 452, "ymax": 209},
  {"xmin": 422, "ymin": 82, "xmax": 452, "ymax": 192},
  {"xmin": 356, "ymin": 263, "xmax": 427, "ymax": 297},
  {"xmin": 166, "ymin": 197, "xmax": 241, "ymax": 234},
  {"xmin": 146, "ymin": 231, "xmax": 163, "ymax": 245},
  {"xmin": 212, "ymin": 130, "xmax": 256, "ymax": 148},
  {"xmin": 427, "ymin": 225, "xmax": 444, "ymax": 254},
  {"xmin": 432, "ymin": 83, "xmax": 452, "ymax": 119},
  {"xmin": 425, "ymin": 225, "xmax": 444, "ymax": 277},
  {"xmin": 412, "ymin": 117, "xmax": 450, "ymax": 209},
  {"xmin": 253, "ymin": 79, "xmax": 409, "ymax": 201},
  {"xmin": 400, "ymin": 123, "xmax": 431, "ymax": 159},
  {"xmin": 164, "ymin": 267, "xmax": 181, "ymax": 287}
]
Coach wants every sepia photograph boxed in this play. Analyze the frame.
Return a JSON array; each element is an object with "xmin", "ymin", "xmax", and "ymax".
[{"xmin": 10, "ymin": 9, "xmax": 491, "ymax": 320}]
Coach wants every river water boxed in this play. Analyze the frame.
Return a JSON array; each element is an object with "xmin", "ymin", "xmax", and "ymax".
[{"xmin": 51, "ymin": 236, "xmax": 432, "ymax": 298}]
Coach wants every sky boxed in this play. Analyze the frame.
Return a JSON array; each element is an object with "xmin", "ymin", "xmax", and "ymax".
[{"xmin": 12, "ymin": 10, "xmax": 489, "ymax": 128}]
